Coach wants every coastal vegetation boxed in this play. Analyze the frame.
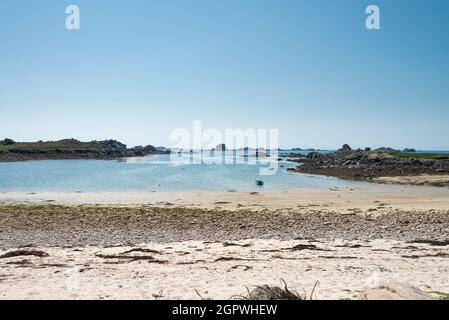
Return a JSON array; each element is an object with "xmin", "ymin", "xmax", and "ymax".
[
  {"xmin": 0, "ymin": 139, "xmax": 107, "ymax": 152},
  {"xmin": 388, "ymin": 152, "xmax": 449, "ymax": 160}
]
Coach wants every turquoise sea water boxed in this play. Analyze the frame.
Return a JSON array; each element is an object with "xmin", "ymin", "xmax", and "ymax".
[
  {"xmin": 0, "ymin": 151, "xmax": 358, "ymax": 192},
  {"xmin": 1, "ymin": 150, "xmax": 447, "ymax": 192}
]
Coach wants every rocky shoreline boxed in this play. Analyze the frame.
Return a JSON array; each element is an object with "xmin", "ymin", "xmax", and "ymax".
[
  {"xmin": 1, "ymin": 204, "xmax": 448, "ymax": 248},
  {"xmin": 290, "ymin": 145, "xmax": 449, "ymax": 187},
  {"xmin": 0, "ymin": 138, "xmax": 168, "ymax": 162}
]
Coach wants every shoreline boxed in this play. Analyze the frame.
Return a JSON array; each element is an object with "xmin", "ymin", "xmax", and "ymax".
[
  {"xmin": 1, "ymin": 183, "xmax": 449, "ymax": 210},
  {"xmin": 1, "ymin": 201, "xmax": 449, "ymax": 247},
  {"xmin": 291, "ymin": 146, "xmax": 449, "ymax": 187}
]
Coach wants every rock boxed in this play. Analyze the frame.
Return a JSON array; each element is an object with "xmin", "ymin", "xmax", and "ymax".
[
  {"xmin": 214, "ymin": 144, "xmax": 227, "ymax": 151},
  {"xmin": 99, "ymin": 139, "xmax": 127, "ymax": 152},
  {"xmin": 155, "ymin": 146, "xmax": 169, "ymax": 153},
  {"xmin": 337, "ymin": 144, "xmax": 352, "ymax": 154},
  {"xmin": 307, "ymin": 152, "xmax": 322, "ymax": 159},
  {"xmin": 127, "ymin": 144, "xmax": 158, "ymax": 157},
  {"xmin": 0, "ymin": 138, "xmax": 15, "ymax": 145},
  {"xmin": 358, "ymin": 281, "xmax": 433, "ymax": 300},
  {"xmin": 255, "ymin": 151, "xmax": 267, "ymax": 157}
]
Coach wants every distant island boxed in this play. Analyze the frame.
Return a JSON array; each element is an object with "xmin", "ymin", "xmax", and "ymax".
[
  {"xmin": 290, "ymin": 147, "xmax": 319, "ymax": 152},
  {"xmin": 0, "ymin": 138, "xmax": 168, "ymax": 162}
]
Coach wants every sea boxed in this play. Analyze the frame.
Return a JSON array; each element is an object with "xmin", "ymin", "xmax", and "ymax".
[{"xmin": 0, "ymin": 150, "xmax": 446, "ymax": 192}]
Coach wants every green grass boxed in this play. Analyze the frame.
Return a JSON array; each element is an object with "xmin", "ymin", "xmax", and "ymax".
[
  {"xmin": 430, "ymin": 291, "xmax": 449, "ymax": 300},
  {"xmin": 0, "ymin": 139, "xmax": 105, "ymax": 152},
  {"xmin": 389, "ymin": 152, "xmax": 449, "ymax": 160}
]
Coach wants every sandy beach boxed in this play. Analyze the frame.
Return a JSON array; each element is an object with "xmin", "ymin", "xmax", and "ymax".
[
  {"xmin": 1, "ymin": 181, "xmax": 449, "ymax": 210},
  {"xmin": 2, "ymin": 0, "xmax": 449, "ymax": 307},
  {"xmin": 1, "ymin": 239, "xmax": 448, "ymax": 300},
  {"xmin": 1, "ymin": 184, "xmax": 448, "ymax": 300}
]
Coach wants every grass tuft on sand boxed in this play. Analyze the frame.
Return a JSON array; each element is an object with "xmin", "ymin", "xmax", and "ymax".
[{"xmin": 232, "ymin": 279, "xmax": 319, "ymax": 301}]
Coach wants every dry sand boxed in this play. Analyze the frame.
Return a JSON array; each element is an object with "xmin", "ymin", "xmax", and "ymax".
[
  {"xmin": 1, "ymin": 240, "xmax": 448, "ymax": 300},
  {"xmin": 1, "ymin": 184, "xmax": 448, "ymax": 300}
]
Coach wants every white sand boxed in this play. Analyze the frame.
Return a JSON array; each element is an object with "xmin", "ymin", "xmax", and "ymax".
[{"xmin": 1, "ymin": 239, "xmax": 447, "ymax": 300}]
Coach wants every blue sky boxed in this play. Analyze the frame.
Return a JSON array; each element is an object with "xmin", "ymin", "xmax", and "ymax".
[{"xmin": 0, "ymin": 0, "xmax": 448, "ymax": 149}]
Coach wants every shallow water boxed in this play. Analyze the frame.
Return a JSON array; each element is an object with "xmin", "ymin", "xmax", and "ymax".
[{"xmin": 0, "ymin": 151, "xmax": 359, "ymax": 192}]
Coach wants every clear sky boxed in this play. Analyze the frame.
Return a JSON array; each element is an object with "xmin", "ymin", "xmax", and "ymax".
[{"xmin": 0, "ymin": 0, "xmax": 448, "ymax": 150}]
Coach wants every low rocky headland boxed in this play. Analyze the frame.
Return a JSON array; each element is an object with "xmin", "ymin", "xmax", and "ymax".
[
  {"xmin": 0, "ymin": 138, "xmax": 168, "ymax": 162},
  {"xmin": 290, "ymin": 144, "xmax": 449, "ymax": 187}
]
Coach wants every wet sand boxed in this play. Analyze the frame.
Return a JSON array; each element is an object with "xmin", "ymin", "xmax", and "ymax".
[{"xmin": 1, "ymin": 183, "xmax": 449, "ymax": 210}]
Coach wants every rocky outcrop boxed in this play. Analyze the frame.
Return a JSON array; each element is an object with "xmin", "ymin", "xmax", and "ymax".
[
  {"xmin": 98, "ymin": 139, "xmax": 127, "ymax": 153},
  {"xmin": 0, "ymin": 138, "xmax": 15, "ymax": 146},
  {"xmin": 337, "ymin": 144, "xmax": 352, "ymax": 154},
  {"xmin": 214, "ymin": 144, "xmax": 227, "ymax": 151},
  {"xmin": 293, "ymin": 145, "xmax": 449, "ymax": 187},
  {"xmin": 307, "ymin": 152, "xmax": 322, "ymax": 159},
  {"xmin": 127, "ymin": 144, "xmax": 160, "ymax": 157}
]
